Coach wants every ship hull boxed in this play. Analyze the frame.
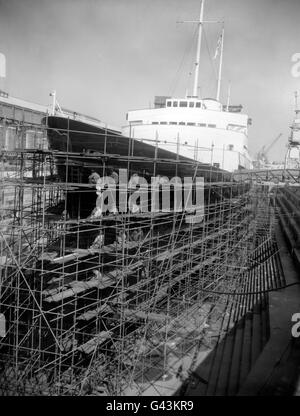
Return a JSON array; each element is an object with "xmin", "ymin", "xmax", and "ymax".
[
  {"xmin": 46, "ymin": 115, "xmax": 234, "ymax": 219},
  {"xmin": 46, "ymin": 116, "xmax": 231, "ymax": 181}
]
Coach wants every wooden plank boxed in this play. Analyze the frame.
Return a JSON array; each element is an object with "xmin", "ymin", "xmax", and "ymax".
[
  {"xmin": 77, "ymin": 304, "xmax": 112, "ymax": 321},
  {"xmin": 123, "ymin": 309, "xmax": 168, "ymax": 323},
  {"xmin": 77, "ymin": 331, "xmax": 112, "ymax": 354}
]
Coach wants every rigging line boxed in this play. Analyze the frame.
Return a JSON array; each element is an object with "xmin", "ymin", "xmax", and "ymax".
[
  {"xmin": 168, "ymin": 25, "xmax": 198, "ymax": 97},
  {"xmin": 203, "ymin": 27, "xmax": 218, "ymax": 83},
  {"xmin": 186, "ymin": 39, "xmax": 199, "ymax": 95}
]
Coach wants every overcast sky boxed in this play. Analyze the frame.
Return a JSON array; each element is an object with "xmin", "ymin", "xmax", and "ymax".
[{"xmin": 0, "ymin": 0, "xmax": 299, "ymax": 161}]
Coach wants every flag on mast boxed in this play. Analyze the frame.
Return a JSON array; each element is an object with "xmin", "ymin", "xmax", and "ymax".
[
  {"xmin": 213, "ymin": 33, "xmax": 222, "ymax": 60},
  {"xmin": 0, "ymin": 53, "xmax": 6, "ymax": 78}
]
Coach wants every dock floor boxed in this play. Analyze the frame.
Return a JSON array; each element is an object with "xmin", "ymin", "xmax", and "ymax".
[{"xmin": 182, "ymin": 225, "xmax": 300, "ymax": 396}]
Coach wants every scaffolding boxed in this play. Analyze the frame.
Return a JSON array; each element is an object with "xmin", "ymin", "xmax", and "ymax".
[{"xmin": 0, "ymin": 118, "xmax": 283, "ymax": 396}]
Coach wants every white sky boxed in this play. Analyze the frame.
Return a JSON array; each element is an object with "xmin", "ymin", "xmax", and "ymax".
[{"xmin": 0, "ymin": 0, "xmax": 300, "ymax": 161}]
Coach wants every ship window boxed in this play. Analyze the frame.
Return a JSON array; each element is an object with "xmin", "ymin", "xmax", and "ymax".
[
  {"xmin": 160, "ymin": 121, "xmax": 167, "ymax": 125},
  {"xmin": 213, "ymin": 163, "xmax": 220, "ymax": 168},
  {"xmin": 208, "ymin": 124, "xmax": 216, "ymax": 128},
  {"xmin": 187, "ymin": 122, "xmax": 195, "ymax": 126},
  {"xmin": 152, "ymin": 122, "xmax": 159, "ymax": 125},
  {"xmin": 196, "ymin": 102, "xmax": 201, "ymax": 108},
  {"xmin": 131, "ymin": 120, "xmax": 143, "ymax": 124},
  {"xmin": 198, "ymin": 123, "xmax": 206, "ymax": 127},
  {"xmin": 228, "ymin": 144, "xmax": 234, "ymax": 151},
  {"xmin": 167, "ymin": 101, "xmax": 171, "ymax": 107},
  {"xmin": 228, "ymin": 124, "xmax": 246, "ymax": 132},
  {"xmin": 184, "ymin": 141, "xmax": 188, "ymax": 145},
  {"xmin": 179, "ymin": 122, "xmax": 185, "ymax": 125},
  {"xmin": 173, "ymin": 101, "xmax": 178, "ymax": 107},
  {"xmin": 179, "ymin": 101, "xmax": 188, "ymax": 107},
  {"xmin": 170, "ymin": 122, "xmax": 177, "ymax": 125},
  {"xmin": 189, "ymin": 102, "xmax": 194, "ymax": 108}
]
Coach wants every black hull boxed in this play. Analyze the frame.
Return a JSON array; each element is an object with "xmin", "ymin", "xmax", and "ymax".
[
  {"xmin": 46, "ymin": 116, "xmax": 230, "ymax": 180},
  {"xmin": 45, "ymin": 116, "xmax": 234, "ymax": 218}
]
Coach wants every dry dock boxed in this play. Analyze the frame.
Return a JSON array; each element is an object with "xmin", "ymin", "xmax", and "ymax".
[{"xmin": 0, "ymin": 97, "xmax": 300, "ymax": 396}]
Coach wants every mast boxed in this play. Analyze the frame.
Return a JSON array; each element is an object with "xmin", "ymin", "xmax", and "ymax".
[
  {"xmin": 192, "ymin": 0, "xmax": 205, "ymax": 98},
  {"xmin": 216, "ymin": 25, "xmax": 224, "ymax": 101},
  {"xmin": 226, "ymin": 81, "xmax": 231, "ymax": 111},
  {"xmin": 178, "ymin": 1, "xmax": 223, "ymax": 99}
]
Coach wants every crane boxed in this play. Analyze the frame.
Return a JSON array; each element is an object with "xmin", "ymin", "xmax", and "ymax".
[{"xmin": 256, "ymin": 133, "xmax": 283, "ymax": 165}]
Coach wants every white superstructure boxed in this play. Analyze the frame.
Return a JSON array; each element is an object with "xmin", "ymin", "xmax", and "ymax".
[
  {"xmin": 122, "ymin": 0, "xmax": 252, "ymax": 172},
  {"xmin": 123, "ymin": 97, "xmax": 251, "ymax": 171}
]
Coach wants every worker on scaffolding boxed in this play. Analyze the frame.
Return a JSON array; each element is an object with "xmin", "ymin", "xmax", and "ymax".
[{"xmin": 88, "ymin": 170, "xmax": 101, "ymax": 185}]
